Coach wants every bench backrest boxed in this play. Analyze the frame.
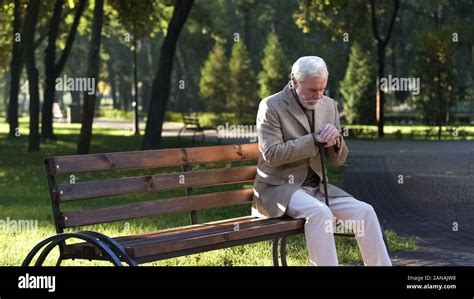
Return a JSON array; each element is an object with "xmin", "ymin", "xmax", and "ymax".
[
  {"xmin": 182, "ymin": 112, "xmax": 201, "ymax": 128},
  {"xmin": 44, "ymin": 144, "xmax": 259, "ymax": 233}
]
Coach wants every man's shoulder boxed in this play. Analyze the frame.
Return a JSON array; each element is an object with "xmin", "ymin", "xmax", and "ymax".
[
  {"xmin": 259, "ymin": 90, "xmax": 287, "ymax": 110},
  {"xmin": 321, "ymin": 95, "xmax": 337, "ymax": 106},
  {"xmin": 319, "ymin": 95, "xmax": 339, "ymax": 112}
]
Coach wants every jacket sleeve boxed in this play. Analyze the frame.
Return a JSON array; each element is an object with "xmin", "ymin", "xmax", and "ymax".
[
  {"xmin": 325, "ymin": 101, "xmax": 349, "ymax": 166},
  {"xmin": 257, "ymin": 99, "xmax": 318, "ymax": 167}
]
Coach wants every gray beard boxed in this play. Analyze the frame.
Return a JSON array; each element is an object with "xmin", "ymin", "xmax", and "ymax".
[
  {"xmin": 299, "ymin": 95, "xmax": 319, "ymax": 110},
  {"xmin": 300, "ymin": 101, "xmax": 318, "ymax": 110},
  {"xmin": 295, "ymin": 89, "xmax": 319, "ymax": 110}
]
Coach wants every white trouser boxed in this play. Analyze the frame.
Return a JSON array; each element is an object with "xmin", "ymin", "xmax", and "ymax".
[{"xmin": 286, "ymin": 186, "xmax": 392, "ymax": 266}]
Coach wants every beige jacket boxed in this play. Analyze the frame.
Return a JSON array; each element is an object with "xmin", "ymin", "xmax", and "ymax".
[{"xmin": 252, "ymin": 84, "xmax": 351, "ymax": 218}]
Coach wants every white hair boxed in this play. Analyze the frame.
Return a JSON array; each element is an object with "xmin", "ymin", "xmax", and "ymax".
[{"xmin": 291, "ymin": 56, "xmax": 329, "ymax": 82}]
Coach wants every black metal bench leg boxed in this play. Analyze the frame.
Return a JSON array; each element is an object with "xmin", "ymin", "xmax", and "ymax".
[
  {"xmin": 35, "ymin": 233, "xmax": 122, "ymax": 266},
  {"xmin": 178, "ymin": 127, "xmax": 185, "ymax": 144},
  {"xmin": 272, "ymin": 238, "xmax": 279, "ymax": 266},
  {"xmin": 272, "ymin": 237, "xmax": 289, "ymax": 266},
  {"xmin": 80, "ymin": 231, "xmax": 138, "ymax": 266},
  {"xmin": 55, "ymin": 256, "xmax": 63, "ymax": 266},
  {"xmin": 280, "ymin": 237, "xmax": 288, "ymax": 266},
  {"xmin": 23, "ymin": 235, "xmax": 69, "ymax": 266},
  {"xmin": 23, "ymin": 233, "xmax": 125, "ymax": 267}
]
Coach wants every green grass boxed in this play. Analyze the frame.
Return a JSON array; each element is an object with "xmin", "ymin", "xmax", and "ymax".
[
  {"xmin": 97, "ymin": 109, "xmax": 133, "ymax": 121},
  {"xmin": 0, "ymin": 120, "xmax": 417, "ymax": 266}
]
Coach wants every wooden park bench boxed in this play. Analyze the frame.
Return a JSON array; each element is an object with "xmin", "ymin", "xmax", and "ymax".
[
  {"xmin": 22, "ymin": 143, "xmax": 388, "ymax": 266},
  {"xmin": 178, "ymin": 112, "xmax": 220, "ymax": 144}
]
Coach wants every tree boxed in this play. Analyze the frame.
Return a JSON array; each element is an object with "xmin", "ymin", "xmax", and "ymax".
[
  {"xmin": 7, "ymin": 0, "xmax": 23, "ymax": 138},
  {"xmin": 413, "ymin": 28, "xmax": 456, "ymax": 140},
  {"xmin": 142, "ymin": 0, "xmax": 194, "ymax": 150},
  {"xmin": 229, "ymin": 41, "xmax": 256, "ymax": 124},
  {"xmin": 294, "ymin": 0, "xmax": 399, "ymax": 137},
  {"xmin": 5, "ymin": 1, "xmax": 74, "ymax": 140},
  {"xmin": 42, "ymin": 0, "xmax": 86, "ymax": 140},
  {"xmin": 199, "ymin": 42, "xmax": 230, "ymax": 114},
  {"xmin": 108, "ymin": 0, "xmax": 157, "ymax": 136},
  {"xmin": 369, "ymin": 0, "xmax": 400, "ymax": 137},
  {"xmin": 340, "ymin": 42, "xmax": 376, "ymax": 124},
  {"xmin": 77, "ymin": 0, "xmax": 104, "ymax": 154},
  {"xmin": 406, "ymin": 0, "xmax": 474, "ymax": 138},
  {"xmin": 23, "ymin": 0, "xmax": 41, "ymax": 152},
  {"xmin": 257, "ymin": 32, "xmax": 289, "ymax": 99}
]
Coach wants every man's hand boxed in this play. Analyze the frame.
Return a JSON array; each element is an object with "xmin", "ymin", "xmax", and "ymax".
[{"xmin": 314, "ymin": 123, "xmax": 341, "ymax": 148}]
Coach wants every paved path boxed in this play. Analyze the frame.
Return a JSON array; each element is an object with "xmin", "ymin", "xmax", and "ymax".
[{"xmin": 343, "ymin": 140, "xmax": 474, "ymax": 266}]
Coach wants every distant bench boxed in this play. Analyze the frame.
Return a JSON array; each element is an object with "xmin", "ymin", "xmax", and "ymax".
[
  {"xmin": 22, "ymin": 143, "xmax": 388, "ymax": 266},
  {"xmin": 178, "ymin": 112, "xmax": 220, "ymax": 144}
]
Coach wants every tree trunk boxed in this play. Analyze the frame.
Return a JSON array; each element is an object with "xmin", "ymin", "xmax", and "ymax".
[
  {"xmin": 109, "ymin": 66, "xmax": 119, "ymax": 109},
  {"xmin": 376, "ymin": 46, "xmax": 385, "ymax": 138},
  {"xmin": 224, "ymin": 0, "xmax": 239, "ymax": 35},
  {"xmin": 7, "ymin": 0, "xmax": 23, "ymax": 138},
  {"xmin": 172, "ymin": 49, "xmax": 183, "ymax": 111},
  {"xmin": 142, "ymin": 0, "xmax": 194, "ymax": 150},
  {"xmin": 141, "ymin": 81, "xmax": 150, "ymax": 113},
  {"xmin": 176, "ymin": 43, "xmax": 199, "ymax": 111},
  {"xmin": 104, "ymin": 38, "xmax": 120, "ymax": 109},
  {"xmin": 24, "ymin": 0, "xmax": 41, "ymax": 152},
  {"xmin": 41, "ymin": 0, "xmax": 63, "ymax": 141},
  {"xmin": 120, "ymin": 79, "xmax": 131, "ymax": 112},
  {"xmin": 141, "ymin": 38, "xmax": 155, "ymax": 112},
  {"xmin": 3, "ymin": 73, "xmax": 10, "ymax": 122},
  {"xmin": 57, "ymin": 90, "xmax": 64, "ymax": 108},
  {"xmin": 242, "ymin": 7, "xmax": 250, "ymax": 49},
  {"xmin": 77, "ymin": 0, "xmax": 104, "ymax": 154},
  {"xmin": 370, "ymin": 0, "xmax": 399, "ymax": 138},
  {"xmin": 71, "ymin": 91, "xmax": 81, "ymax": 105},
  {"xmin": 42, "ymin": 0, "xmax": 86, "ymax": 140},
  {"xmin": 133, "ymin": 24, "xmax": 140, "ymax": 136}
]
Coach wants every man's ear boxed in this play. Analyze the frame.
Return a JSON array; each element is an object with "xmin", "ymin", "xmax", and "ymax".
[{"xmin": 290, "ymin": 74, "xmax": 298, "ymax": 89}]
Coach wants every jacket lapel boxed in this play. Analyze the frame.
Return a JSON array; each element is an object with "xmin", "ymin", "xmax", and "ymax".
[
  {"xmin": 313, "ymin": 97, "xmax": 329, "ymax": 132},
  {"xmin": 284, "ymin": 85, "xmax": 311, "ymax": 134}
]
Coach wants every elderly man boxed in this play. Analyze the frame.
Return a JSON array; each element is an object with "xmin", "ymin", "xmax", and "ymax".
[{"xmin": 252, "ymin": 56, "xmax": 391, "ymax": 266}]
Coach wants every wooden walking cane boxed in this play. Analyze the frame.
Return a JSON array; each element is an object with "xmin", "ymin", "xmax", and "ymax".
[{"xmin": 316, "ymin": 142, "xmax": 330, "ymax": 207}]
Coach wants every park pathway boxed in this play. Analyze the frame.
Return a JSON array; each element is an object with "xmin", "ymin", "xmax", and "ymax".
[{"xmin": 343, "ymin": 140, "xmax": 474, "ymax": 266}]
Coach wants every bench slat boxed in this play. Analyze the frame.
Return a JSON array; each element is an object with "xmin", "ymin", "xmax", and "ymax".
[
  {"xmin": 47, "ymin": 143, "xmax": 259, "ymax": 175},
  {"xmin": 58, "ymin": 165, "xmax": 257, "ymax": 202},
  {"xmin": 63, "ymin": 216, "xmax": 259, "ymax": 256},
  {"xmin": 130, "ymin": 218, "xmax": 303, "ymax": 258},
  {"xmin": 68, "ymin": 216, "xmax": 258, "ymax": 251},
  {"xmin": 61, "ymin": 189, "xmax": 254, "ymax": 228},
  {"xmin": 64, "ymin": 217, "xmax": 304, "ymax": 260}
]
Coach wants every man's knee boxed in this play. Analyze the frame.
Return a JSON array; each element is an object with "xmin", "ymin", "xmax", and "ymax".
[
  {"xmin": 307, "ymin": 204, "xmax": 333, "ymax": 220},
  {"xmin": 355, "ymin": 201, "xmax": 378, "ymax": 223},
  {"xmin": 360, "ymin": 202, "xmax": 376, "ymax": 215}
]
